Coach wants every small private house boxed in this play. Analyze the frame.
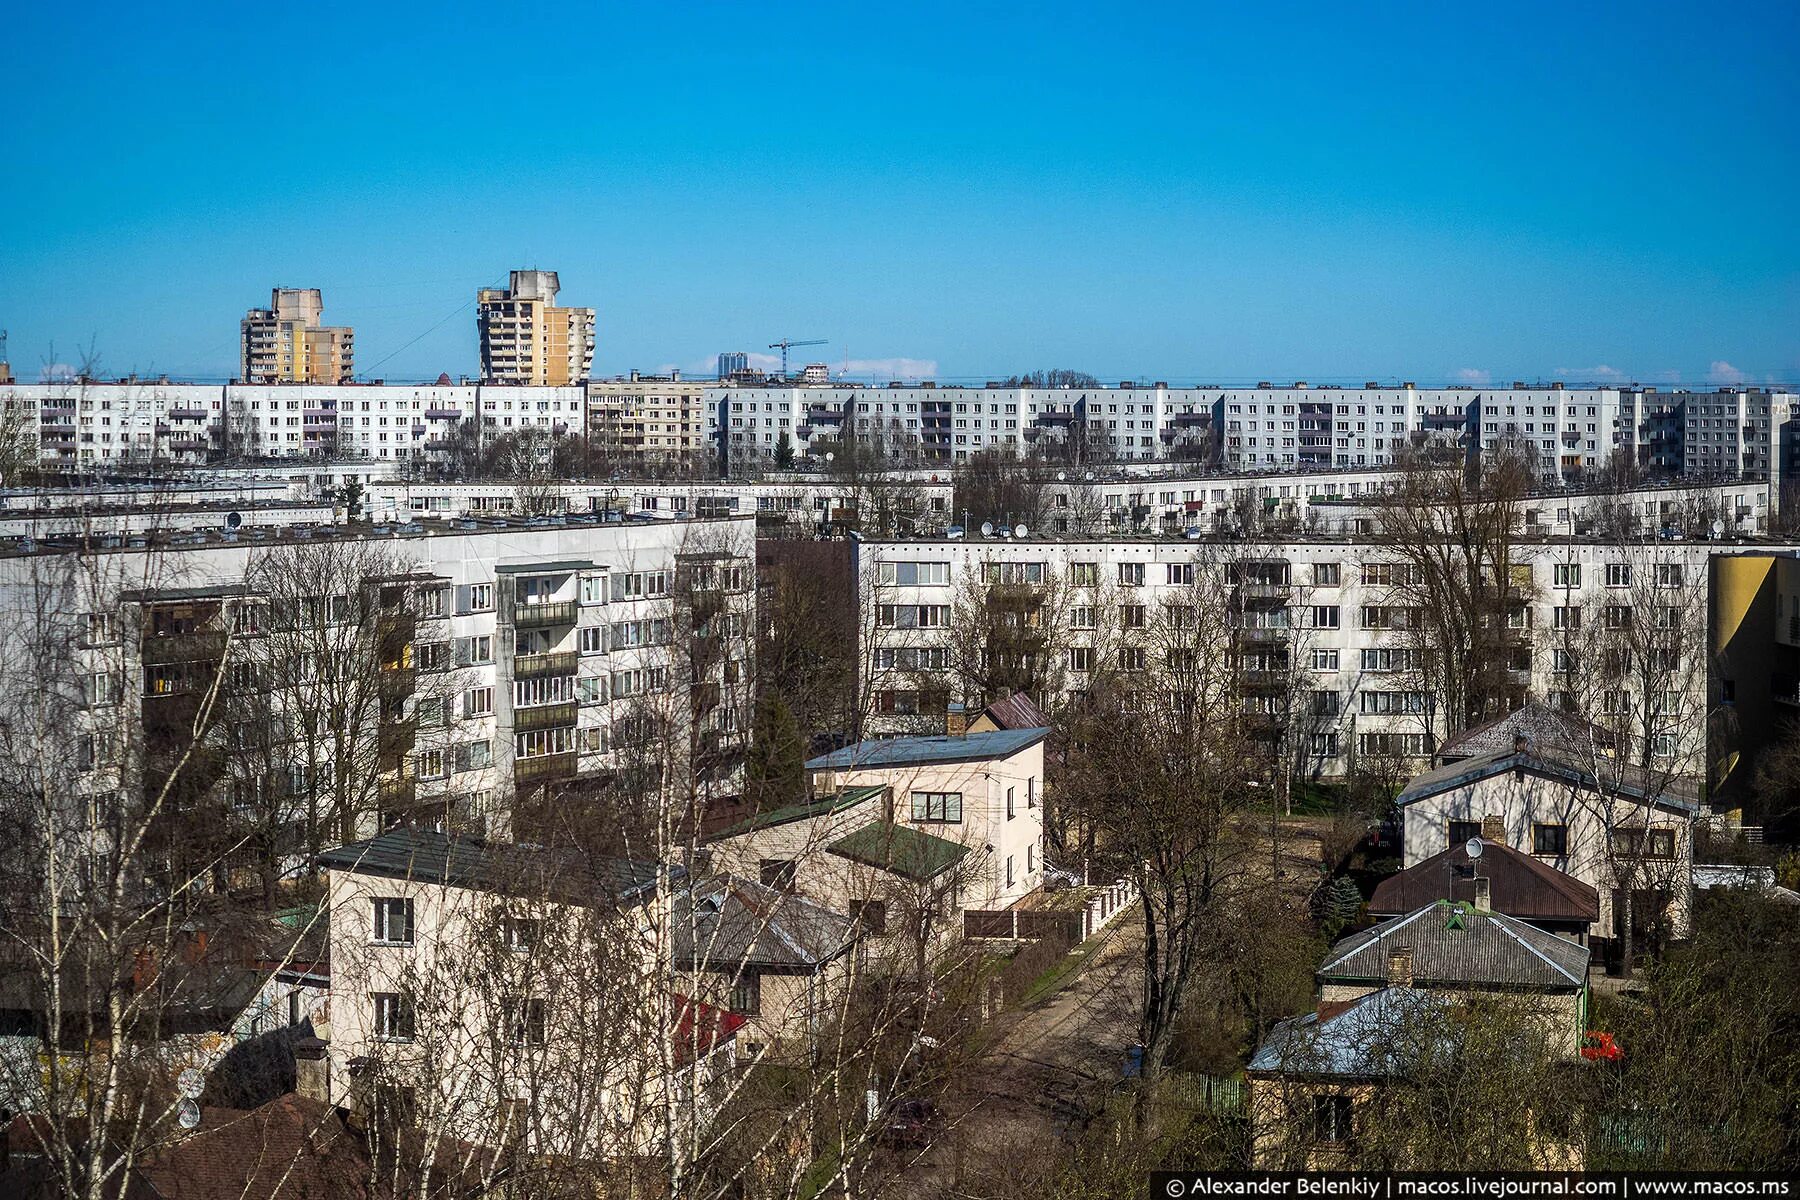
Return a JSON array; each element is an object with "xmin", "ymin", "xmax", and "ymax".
[
  {"xmin": 318, "ymin": 829, "xmax": 739, "ymax": 1160},
  {"xmin": 1248, "ymin": 898, "xmax": 1591, "ymax": 1168},
  {"xmin": 672, "ymin": 876, "xmax": 862, "ymax": 1062},
  {"xmin": 703, "ymin": 726, "xmax": 1048, "ymax": 965},
  {"xmin": 1395, "ymin": 738, "xmax": 1698, "ymax": 961},
  {"xmin": 1369, "ymin": 838, "xmax": 1601, "ymax": 943}
]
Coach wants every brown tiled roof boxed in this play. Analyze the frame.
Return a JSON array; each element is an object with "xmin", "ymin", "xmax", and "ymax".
[
  {"xmin": 978, "ymin": 692, "xmax": 1050, "ymax": 731},
  {"xmin": 132, "ymin": 1094, "xmax": 374, "ymax": 1200},
  {"xmin": 1370, "ymin": 839, "xmax": 1600, "ymax": 925}
]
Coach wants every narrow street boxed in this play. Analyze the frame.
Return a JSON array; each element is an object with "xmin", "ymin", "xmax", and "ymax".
[{"xmin": 887, "ymin": 909, "xmax": 1146, "ymax": 1196}]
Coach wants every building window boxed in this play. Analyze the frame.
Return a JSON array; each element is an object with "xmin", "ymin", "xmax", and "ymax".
[
  {"xmin": 760, "ymin": 859, "xmax": 798, "ymax": 892},
  {"xmin": 730, "ymin": 972, "xmax": 762, "ymax": 1016},
  {"xmin": 910, "ymin": 791, "xmax": 963, "ymax": 823},
  {"xmin": 506, "ymin": 998, "xmax": 547, "ymax": 1046},
  {"xmin": 1532, "ymin": 823, "xmax": 1568, "ymax": 855},
  {"xmin": 1006, "ymin": 855, "xmax": 1015, "ymax": 888},
  {"xmin": 1448, "ymin": 820, "xmax": 1483, "ymax": 846},
  {"xmin": 1006, "ymin": 787, "xmax": 1015, "ymax": 819},
  {"xmin": 502, "ymin": 917, "xmax": 539, "ymax": 952},
  {"xmin": 1610, "ymin": 828, "xmax": 1676, "ymax": 859},
  {"xmin": 373, "ymin": 992, "xmax": 415, "ymax": 1041},
  {"xmin": 1312, "ymin": 562, "xmax": 1340, "ymax": 586},
  {"xmin": 848, "ymin": 899, "xmax": 887, "ymax": 934},
  {"xmin": 1311, "ymin": 1093, "xmax": 1354, "ymax": 1144},
  {"xmin": 1605, "ymin": 563, "xmax": 1631, "ymax": 587},
  {"xmin": 372, "ymin": 898, "xmax": 414, "ymax": 945}
]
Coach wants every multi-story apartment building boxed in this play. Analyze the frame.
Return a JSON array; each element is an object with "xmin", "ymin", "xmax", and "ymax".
[
  {"xmin": 1, "ymin": 381, "xmax": 586, "ymax": 469},
  {"xmin": 712, "ymin": 380, "xmax": 1798, "ymax": 486},
  {"xmin": 477, "ymin": 270, "xmax": 595, "ymax": 386},
  {"xmin": 587, "ymin": 374, "xmax": 711, "ymax": 463},
  {"xmin": 855, "ymin": 534, "xmax": 1788, "ymax": 779},
  {"xmin": 0, "ymin": 514, "xmax": 754, "ymax": 861},
  {"xmin": 240, "ymin": 289, "xmax": 355, "ymax": 385},
  {"xmin": 716, "ymin": 351, "xmax": 750, "ymax": 380}
]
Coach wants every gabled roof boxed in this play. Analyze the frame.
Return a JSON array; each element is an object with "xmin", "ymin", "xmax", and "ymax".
[
  {"xmin": 806, "ymin": 727, "xmax": 1047, "ymax": 771},
  {"xmin": 1395, "ymin": 746, "xmax": 1700, "ymax": 815},
  {"xmin": 1370, "ymin": 839, "xmax": 1600, "ymax": 925},
  {"xmin": 1319, "ymin": 900, "xmax": 1589, "ymax": 991},
  {"xmin": 672, "ymin": 994, "xmax": 746, "ymax": 1066},
  {"xmin": 1249, "ymin": 987, "xmax": 1447, "ymax": 1079},
  {"xmin": 127, "ymin": 1094, "xmax": 376, "ymax": 1200},
  {"xmin": 674, "ymin": 877, "xmax": 859, "ymax": 970},
  {"xmin": 318, "ymin": 829, "xmax": 660, "ymax": 906},
  {"xmin": 712, "ymin": 785, "xmax": 885, "ymax": 839},
  {"xmin": 1436, "ymin": 702, "xmax": 1612, "ymax": 763},
  {"xmin": 827, "ymin": 821, "xmax": 969, "ymax": 883},
  {"xmin": 975, "ymin": 692, "xmax": 1050, "ymax": 732}
]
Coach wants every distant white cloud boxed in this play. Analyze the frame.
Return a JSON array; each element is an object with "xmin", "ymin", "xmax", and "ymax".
[
  {"xmin": 1556, "ymin": 364, "xmax": 1625, "ymax": 382},
  {"xmin": 1708, "ymin": 360, "xmax": 1748, "ymax": 385},
  {"xmin": 1451, "ymin": 368, "xmax": 1491, "ymax": 387},
  {"xmin": 843, "ymin": 357, "xmax": 939, "ymax": 380}
]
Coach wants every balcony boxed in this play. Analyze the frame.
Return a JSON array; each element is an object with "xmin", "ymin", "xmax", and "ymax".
[
  {"xmin": 140, "ymin": 631, "xmax": 228, "ymax": 666},
  {"xmin": 378, "ymin": 777, "xmax": 417, "ymax": 808},
  {"xmin": 513, "ymin": 601, "xmax": 578, "ymax": 629},
  {"xmin": 515, "ymin": 752, "xmax": 577, "ymax": 785},
  {"xmin": 514, "ymin": 650, "xmax": 578, "ymax": 679},
  {"xmin": 515, "ymin": 701, "xmax": 578, "ymax": 732}
]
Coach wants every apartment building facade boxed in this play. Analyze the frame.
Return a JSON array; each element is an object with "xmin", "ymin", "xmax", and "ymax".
[
  {"xmin": 855, "ymin": 535, "xmax": 1785, "ymax": 778},
  {"xmin": 3, "ymin": 381, "xmax": 586, "ymax": 468},
  {"xmin": 241, "ymin": 289, "xmax": 355, "ymax": 385},
  {"xmin": 587, "ymin": 375, "xmax": 710, "ymax": 462},
  {"xmin": 477, "ymin": 270, "xmax": 595, "ymax": 386},
  {"xmin": 0, "ymin": 515, "xmax": 754, "ymax": 861}
]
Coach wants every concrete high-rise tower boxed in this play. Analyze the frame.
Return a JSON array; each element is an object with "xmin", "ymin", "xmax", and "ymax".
[
  {"xmin": 241, "ymin": 289, "xmax": 355, "ymax": 384},
  {"xmin": 477, "ymin": 270, "xmax": 596, "ymax": 385}
]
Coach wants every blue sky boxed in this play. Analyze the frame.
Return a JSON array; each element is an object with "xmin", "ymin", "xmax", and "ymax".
[{"xmin": 3, "ymin": 1, "xmax": 1796, "ymax": 386}]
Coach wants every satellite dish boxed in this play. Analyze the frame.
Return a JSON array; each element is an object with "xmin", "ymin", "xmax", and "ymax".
[
  {"xmin": 1014, "ymin": 523, "xmax": 1028, "ymax": 538},
  {"xmin": 177, "ymin": 1098, "xmax": 201, "ymax": 1130},
  {"xmin": 177, "ymin": 1067, "xmax": 205, "ymax": 1099},
  {"xmin": 1710, "ymin": 520, "xmax": 1724, "ymax": 538},
  {"xmin": 1185, "ymin": 527, "xmax": 1202, "ymax": 539},
  {"xmin": 1057, "ymin": 472, "xmax": 1067, "ymax": 482},
  {"xmin": 1465, "ymin": 837, "xmax": 1484, "ymax": 860},
  {"xmin": 980, "ymin": 521, "xmax": 994, "ymax": 537},
  {"xmin": 225, "ymin": 511, "xmax": 242, "ymax": 530}
]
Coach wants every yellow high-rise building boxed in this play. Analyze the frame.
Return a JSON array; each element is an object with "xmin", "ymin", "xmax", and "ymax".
[
  {"xmin": 240, "ymin": 288, "xmax": 355, "ymax": 384},
  {"xmin": 477, "ymin": 270, "xmax": 595, "ymax": 386}
]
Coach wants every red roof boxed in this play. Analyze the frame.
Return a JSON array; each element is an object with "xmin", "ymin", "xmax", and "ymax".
[
  {"xmin": 1370, "ymin": 839, "xmax": 1600, "ymax": 925},
  {"xmin": 672, "ymin": 994, "xmax": 747, "ymax": 1066},
  {"xmin": 979, "ymin": 692, "xmax": 1049, "ymax": 731}
]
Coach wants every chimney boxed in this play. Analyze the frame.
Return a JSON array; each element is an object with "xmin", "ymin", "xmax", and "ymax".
[
  {"xmin": 1481, "ymin": 814, "xmax": 1504, "ymax": 842},
  {"xmin": 294, "ymin": 1036, "xmax": 330, "ymax": 1104},
  {"xmin": 945, "ymin": 701, "xmax": 968, "ymax": 738},
  {"xmin": 1513, "ymin": 732, "xmax": 1529, "ymax": 755},
  {"xmin": 1473, "ymin": 875, "xmax": 1492, "ymax": 913},
  {"xmin": 1387, "ymin": 945, "xmax": 1414, "ymax": 988}
]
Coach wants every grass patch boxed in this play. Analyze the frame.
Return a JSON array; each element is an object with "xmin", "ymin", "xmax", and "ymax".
[{"xmin": 1019, "ymin": 921, "xmax": 1119, "ymax": 1007}]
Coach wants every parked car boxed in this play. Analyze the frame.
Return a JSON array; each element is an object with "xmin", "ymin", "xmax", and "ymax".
[{"xmin": 877, "ymin": 1098, "xmax": 941, "ymax": 1150}]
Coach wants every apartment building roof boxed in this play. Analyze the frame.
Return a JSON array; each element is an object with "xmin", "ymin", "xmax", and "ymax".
[
  {"xmin": 1319, "ymin": 900, "xmax": 1590, "ymax": 991},
  {"xmin": 319, "ymin": 829, "xmax": 661, "ymax": 906},
  {"xmin": 1436, "ymin": 703, "xmax": 1613, "ymax": 762},
  {"xmin": 713, "ymin": 784, "xmax": 886, "ymax": 838},
  {"xmin": 1369, "ymin": 841, "xmax": 1600, "ymax": 926},
  {"xmin": 1396, "ymin": 745, "xmax": 1701, "ymax": 815},
  {"xmin": 673, "ymin": 877, "xmax": 860, "ymax": 971},
  {"xmin": 806, "ymin": 727, "xmax": 1048, "ymax": 771},
  {"xmin": 827, "ymin": 821, "xmax": 970, "ymax": 883}
]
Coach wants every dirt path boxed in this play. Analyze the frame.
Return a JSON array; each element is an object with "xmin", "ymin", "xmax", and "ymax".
[{"xmin": 888, "ymin": 909, "xmax": 1146, "ymax": 1195}]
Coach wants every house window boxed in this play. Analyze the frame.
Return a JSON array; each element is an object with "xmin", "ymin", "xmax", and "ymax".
[
  {"xmin": 760, "ymin": 859, "xmax": 798, "ymax": 892},
  {"xmin": 1553, "ymin": 563, "xmax": 1581, "ymax": 588},
  {"xmin": 1311, "ymin": 1093, "xmax": 1354, "ymax": 1144},
  {"xmin": 1447, "ymin": 820, "xmax": 1483, "ymax": 846},
  {"xmin": 1117, "ymin": 563, "xmax": 1144, "ymax": 587},
  {"xmin": 1532, "ymin": 823, "xmax": 1568, "ymax": 856},
  {"xmin": 848, "ymin": 899, "xmax": 887, "ymax": 934},
  {"xmin": 1605, "ymin": 563, "xmax": 1631, "ymax": 587},
  {"xmin": 372, "ymin": 898, "xmax": 414, "ymax": 945},
  {"xmin": 1312, "ymin": 562, "xmax": 1340, "ymax": 586},
  {"xmin": 1311, "ymin": 649, "xmax": 1339, "ymax": 671},
  {"xmin": 502, "ymin": 917, "xmax": 538, "ymax": 952},
  {"xmin": 506, "ymin": 998, "xmax": 547, "ymax": 1046},
  {"xmin": 1006, "ymin": 855, "xmax": 1015, "ymax": 888},
  {"xmin": 580, "ymin": 626, "xmax": 605, "ymax": 654},
  {"xmin": 911, "ymin": 791, "xmax": 963, "ymax": 823},
  {"xmin": 730, "ymin": 972, "xmax": 762, "ymax": 1016},
  {"xmin": 1006, "ymin": 787, "xmax": 1015, "ymax": 820},
  {"xmin": 373, "ymin": 992, "xmax": 415, "ymax": 1041},
  {"xmin": 1611, "ymin": 828, "xmax": 1676, "ymax": 859}
]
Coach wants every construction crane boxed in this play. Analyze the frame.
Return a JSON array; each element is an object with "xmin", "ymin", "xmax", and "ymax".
[{"xmin": 768, "ymin": 337, "xmax": 827, "ymax": 379}]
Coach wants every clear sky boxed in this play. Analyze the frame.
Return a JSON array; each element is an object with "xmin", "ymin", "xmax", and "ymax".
[{"xmin": 3, "ymin": 1, "xmax": 1796, "ymax": 387}]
